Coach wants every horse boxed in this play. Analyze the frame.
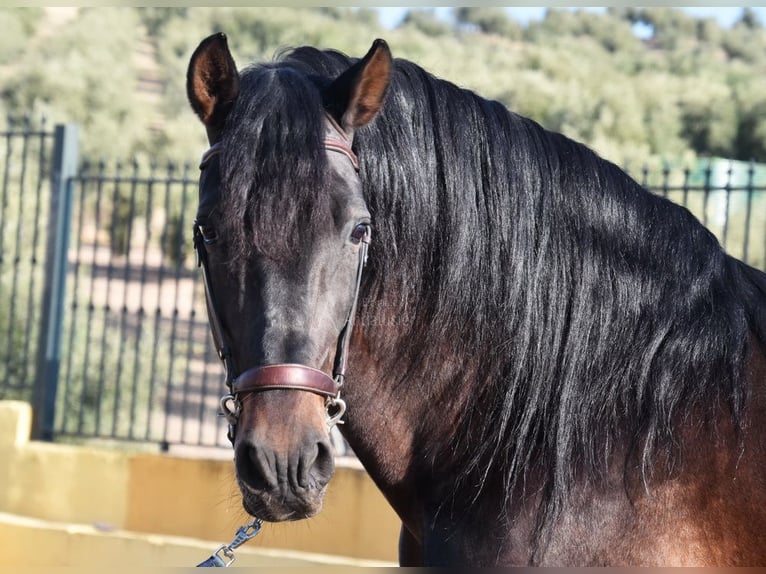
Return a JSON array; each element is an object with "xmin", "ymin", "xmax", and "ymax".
[{"xmin": 186, "ymin": 33, "xmax": 766, "ymax": 565}]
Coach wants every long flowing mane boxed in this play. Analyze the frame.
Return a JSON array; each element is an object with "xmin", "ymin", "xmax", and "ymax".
[{"xmin": 226, "ymin": 46, "xmax": 766, "ymax": 546}]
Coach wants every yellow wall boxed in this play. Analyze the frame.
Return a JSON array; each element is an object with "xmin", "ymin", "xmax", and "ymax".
[
  {"xmin": 0, "ymin": 511, "xmax": 394, "ymax": 568},
  {"xmin": 0, "ymin": 401, "xmax": 400, "ymax": 564}
]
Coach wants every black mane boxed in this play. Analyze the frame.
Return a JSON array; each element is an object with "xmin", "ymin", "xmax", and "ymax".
[{"xmin": 226, "ymin": 45, "xmax": 764, "ymax": 544}]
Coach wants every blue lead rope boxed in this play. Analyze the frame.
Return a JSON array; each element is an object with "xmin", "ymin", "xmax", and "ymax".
[{"xmin": 197, "ymin": 519, "xmax": 263, "ymax": 567}]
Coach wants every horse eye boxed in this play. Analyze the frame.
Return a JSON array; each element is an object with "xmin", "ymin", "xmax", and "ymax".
[
  {"xmin": 350, "ymin": 223, "xmax": 369, "ymax": 245},
  {"xmin": 199, "ymin": 225, "xmax": 218, "ymax": 244}
]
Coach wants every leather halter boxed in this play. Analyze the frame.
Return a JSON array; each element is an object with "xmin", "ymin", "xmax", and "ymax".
[{"xmin": 194, "ymin": 121, "xmax": 368, "ymax": 441}]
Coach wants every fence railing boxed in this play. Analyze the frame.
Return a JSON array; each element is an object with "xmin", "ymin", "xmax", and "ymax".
[
  {"xmin": 0, "ymin": 118, "xmax": 233, "ymax": 450},
  {"xmin": 633, "ymin": 159, "xmax": 766, "ymax": 271},
  {"xmin": 0, "ymin": 117, "xmax": 53, "ymax": 405},
  {"xmin": 1, "ymin": 117, "xmax": 765, "ymax": 452},
  {"xmin": 55, "ymin": 158, "xmax": 228, "ymax": 448}
]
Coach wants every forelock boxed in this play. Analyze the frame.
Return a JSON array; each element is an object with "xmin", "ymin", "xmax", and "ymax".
[{"xmin": 219, "ymin": 63, "xmax": 332, "ymax": 261}]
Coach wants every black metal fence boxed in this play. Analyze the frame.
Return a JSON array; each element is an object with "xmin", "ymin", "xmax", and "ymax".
[
  {"xmin": 0, "ymin": 118, "xmax": 232, "ymax": 450},
  {"xmin": 0, "ymin": 117, "xmax": 53, "ymax": 405},
  {"xmin": 56, "ymin": 157, "xmax": 228, "ymax": 449},
  {"xmin": 1, "ymin": 117, "xmax": 765, "ymax": 452}
]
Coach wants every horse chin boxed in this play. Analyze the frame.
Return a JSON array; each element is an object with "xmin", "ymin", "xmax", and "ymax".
[{"xmin": 239, "ymin": 482, "xmax": 326, "ymax": 522}]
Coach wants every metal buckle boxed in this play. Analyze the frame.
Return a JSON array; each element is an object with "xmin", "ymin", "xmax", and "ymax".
[
  {"xmin": 229, "ymin": 521, "xmax": 262, "ymax": 550},
  {"xmin": 197, "ymin": 519, "xmax": 262, "ymax": 567},
  {"xmin": 219, "ymin": 394, "xmax": 240, "ymax": 426},
  {"xmin": 325, "ymin": 394, "xmax": 347, "ymax": 428},
  {"xmin": 211, "ymin": 544, "xmax": 236, "ymax": 567}
]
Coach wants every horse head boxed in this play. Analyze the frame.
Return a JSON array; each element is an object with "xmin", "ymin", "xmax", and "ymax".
[{"xmin": 186, "ymin": 33, "xmax": 391, "ymax": 521}]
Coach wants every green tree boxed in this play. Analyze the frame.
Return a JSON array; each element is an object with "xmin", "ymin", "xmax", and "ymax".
[
  {"xmin": 733, "ymin": 84, "xmax": 766, "ymax": 161},
  {"xmin": 3, "ymin": 7, "xmax": 765, "ymax": 167},
  {"xmin": 678, "ymin": 80, "xmax": 738, "ymax": 157},
  {"xmin": 0, "ymin": 8, "xmax": 43, "ymax": 64},
  {"xmin": 2, "ymin": 8, "xmax": 149, "ymax": 159},
  {"xmin": 136, "ymin": 7, "xmax": 188, "ymax": 36},
  {"xmin": 400, "ymin": 9, "xmax": 452, "ymax": 37},
  {"xmin": 456, "ymin": 8, "xmax": 521, "ymax": 40},
  {"xmin": 624, "ymin": 7, "xmax": 699, "ymax": 50},
  {"xmin": 722, "ymin": 10, "xmax": 766, "ymax": 65},
  {"xmin": 737, "ymin": 7, "xmax": 763, "ymax": 30}
]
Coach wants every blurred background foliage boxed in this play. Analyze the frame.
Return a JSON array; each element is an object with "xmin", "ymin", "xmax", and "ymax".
[{"xmin": 1, "ymin": 6, "xmax": 764, "ymax": 168}]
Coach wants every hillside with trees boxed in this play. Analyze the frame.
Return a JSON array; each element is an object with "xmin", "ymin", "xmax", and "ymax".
[{"xmin": 1, "ymin": 6, "xmax": 764, "ymax": 168}]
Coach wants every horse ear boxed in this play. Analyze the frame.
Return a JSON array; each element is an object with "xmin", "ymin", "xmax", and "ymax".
[
  {"xmin": 187, "ymin": 33, "xmax": 239, "ymax": 139},
  {"xmin": 324, "ymin": 39, "xmax": 392, "ymax": 133}
]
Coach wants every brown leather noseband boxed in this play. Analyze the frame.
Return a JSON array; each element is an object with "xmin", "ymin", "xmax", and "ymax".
[
  {"xmin": 194, "ymin": 124, "xmax": 369, "ymax": 442},
  {"xmin": 232, "ymin": 364, "xmax": 340, "ymax": 396}
]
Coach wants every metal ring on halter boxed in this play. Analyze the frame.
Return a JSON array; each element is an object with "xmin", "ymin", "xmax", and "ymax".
[
  {"xmin": 325, "ymin": 393, "xmax": 347, "ymax": 428},
  {"xmin": 219, "ymin": 394, "xmax": 239, "ymax": 426}
]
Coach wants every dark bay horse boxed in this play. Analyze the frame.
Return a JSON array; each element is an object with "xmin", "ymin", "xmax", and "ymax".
[{"xmin": 186, "ymin": 33, "xmax": 766, "ymax": 565}]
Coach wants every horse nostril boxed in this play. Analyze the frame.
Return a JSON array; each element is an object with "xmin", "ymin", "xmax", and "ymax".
[
  {"xmin": 236, "ymin": 442, "xmax": 276, "ymax": 491},
  {"xmin": 314, "ymin": 438, "xmax": 334, "ymax": 478},
  {"xmin": 299, "ymin": 437, "xmax": 335, "ymax": 490}
]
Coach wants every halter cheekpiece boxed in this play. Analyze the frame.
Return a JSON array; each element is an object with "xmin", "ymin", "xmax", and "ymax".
[{"xmin": 194, "ymin": 121, "xmax": 368, "ymax": 443}]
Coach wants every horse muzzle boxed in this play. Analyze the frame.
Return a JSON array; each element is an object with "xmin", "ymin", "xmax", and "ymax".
[{"xmin": 227, "ymin": 364, "xmax": 342, "ymax": 521}]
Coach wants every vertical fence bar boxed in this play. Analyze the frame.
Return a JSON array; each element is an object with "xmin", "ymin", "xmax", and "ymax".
[
  {"xmin": 742, "ymin": 162, "xmax": 755, "ymax": 264},
  {"xmin": 5, "ymin": 119, "xmax": 30, "ymax": 378},
  {"xmin": 112, "ymin": 159, "xmax": 139, "ymax": 438},
  {"xmin": 721, "ymin": 162, "xmax": 733, "ymax": 249},
  {"xmin": 160, "ymin": 161, "xmax": 178, "ymax": 448},
  {"xmin": 95, "ymin": 160, "xmax": 122, "ymax": 435},
  {"xmin": 659, "ymin": 161, "xmax": 670, "ymax": 199},
  {"xmin": 701, "ymin": 160, "xmax": 712, "ymax": 228},
  {"xmin": 681, "ymin": 165, "xmax": 691, "ymax": 208},
  {"xmin": 22, "ymin": 117, "xmax": 50, "ymax": 384},
  {"xmin": 77, "ymin": 161, "xmax": 105, "ymax": 434},
  {"xmin": 0, "ymin": 122, "xmax": 15, "ymax": 390},
  {"xmin": 129, "ymin": 162, "xmax": 154, "ymax": 440},
  {"xmin": 32, "ymin": 124, "xmax": 79, "ymax": 440},
  {"xmin": 60, "ymin": 161, "xmax": 88, "ymax": 435}
]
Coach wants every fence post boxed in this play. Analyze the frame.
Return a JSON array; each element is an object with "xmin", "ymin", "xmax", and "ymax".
[{"xmin": 32, "ymin": 124, "xmax": 79, "ymax": 440}]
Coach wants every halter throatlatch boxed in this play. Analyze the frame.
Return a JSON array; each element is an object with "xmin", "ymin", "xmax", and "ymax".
[{"xmin": 194, "ymin": 122, "xmax": 368, "ymax": 442}]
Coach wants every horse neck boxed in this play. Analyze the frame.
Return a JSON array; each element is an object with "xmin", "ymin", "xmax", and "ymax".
[{"xmin": 339, "ymin": 307, "xmax": 484, "ymax": 527}]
